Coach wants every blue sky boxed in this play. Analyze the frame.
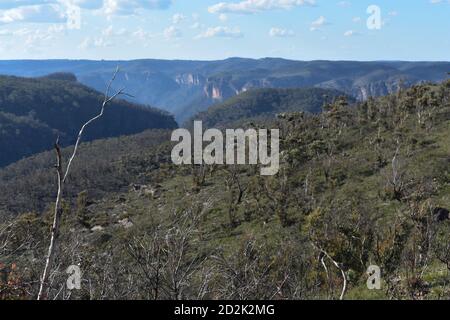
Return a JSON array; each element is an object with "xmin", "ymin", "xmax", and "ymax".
[{"xmin": 0, "ymin": 0, "xmax": 449, "ymax": 61}]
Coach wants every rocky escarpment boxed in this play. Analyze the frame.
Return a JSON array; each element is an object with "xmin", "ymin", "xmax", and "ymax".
[
  {"xmin": 175, "ymin": 73, "xmax": 204, "ymax": 86},
  {"xmin": 316, "ymin": 77, "xmax": 416, "ymax": 101},
  {"xmin": 197, "ymin": 75, "xmax": 416, "ymax": 109}
]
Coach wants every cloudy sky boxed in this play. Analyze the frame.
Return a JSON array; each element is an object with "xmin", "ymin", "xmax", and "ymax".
[{"xmin": 0, "ymin": 0, "xmax": 449, "ymax": 61}]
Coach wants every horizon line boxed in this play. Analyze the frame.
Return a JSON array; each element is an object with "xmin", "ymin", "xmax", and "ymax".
[{"xmin": 0, "ymin": 57, "xmax": 449, "ymax": 63}]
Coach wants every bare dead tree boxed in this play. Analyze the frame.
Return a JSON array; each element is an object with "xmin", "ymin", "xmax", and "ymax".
[
  {"xmin": 126, "ymin": 228, "xmax": 168, "ymax": 300},
  {"xmin": 0, "ymin": 222, "xmax": 14, "ymax": 255},
  {"xmin": 125, "ymin": 203, "xmax": 211, "ymax": 300},
  {"xmin": 385, "ymin": 139, "xmax": 406, "ymax": 201},
  {"xmin": 212, "ymin": 239, "xmax": 267, "ymax": 299},
  {"xmin": 224, "ymin": 166, "xmax": 247, "ymax": 227},
  {"xmin": 312, "ymin": 243, "xmax": 347, "ymax": 300},
  {"xmin": 192, "ymin": 163, "xmax": 207, "ymax": 192},
  {"xmin": 38, "ymin": 67, "xmax": 126, "ymax": 300},
  {"xmin": 263, "ymin": 169, "xmax": 290, "ymax": 227}
]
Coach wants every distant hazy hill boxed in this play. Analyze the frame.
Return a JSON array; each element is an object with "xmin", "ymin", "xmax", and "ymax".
[
  {"xmin": 191, "ymin": 87, "xmax": 350, "ymax": 128},
  {"xmin": 0, "ymin": 74, "xmax": 177, "ymax": 167},
  {"xmin": 0, "ymin": 59, "xmax": 448, "ymax": 122}
]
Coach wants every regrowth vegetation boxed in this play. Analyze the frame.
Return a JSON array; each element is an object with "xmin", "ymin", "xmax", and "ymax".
[{"xmin": 0, "ymin": 80, "xmax": 449, "ymax": 300}]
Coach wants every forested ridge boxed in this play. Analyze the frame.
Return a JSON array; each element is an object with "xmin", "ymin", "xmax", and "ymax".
[
  {"xmin": 191, "ymin": 87, "xmax": 352, "ymax": 128},
  {"xmin": 0, "ymin": 80, "xmax": 449, "ymax": 300},
  {"xmin": 0, "ymin": 74, "xmax": 177, "ymax": 167}
]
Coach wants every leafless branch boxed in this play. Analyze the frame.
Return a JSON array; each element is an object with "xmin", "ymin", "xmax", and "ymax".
[
  {"xmin": 38, "ymin": 67, "xmax": 125, "ymax": 300},
  {"xmin": 312, "ymin": 243, "xmax": 347, "ymax": 300},
  {"xmin": 63, "ymin": 67, "xmax": 123, "ymax": 183}
]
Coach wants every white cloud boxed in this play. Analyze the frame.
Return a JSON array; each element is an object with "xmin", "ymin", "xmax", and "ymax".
[
  {"xmin": 164, "ymin": 25, "xmax": 181, "ymax": 39},
  {"xmin": 190, "ymin": 22, "xmax": 201, "ymax": 29},
  {"xmin": 337, "ymin": 1, "xmax": 351, "ymax": 8},
  {"xmin": 208, "ymin": 0, "xmax": 315, "ymax": 14},
  {"xmin": 0, "ymin": 1, "xmax": 103, "ymax": 10},
  {"xmin": 0, "ymin": 1, "xmax": 53, "ymax": 10},
  {"xmin": 102, "ymin": 25, "xmax": 127, "ymax": 37},
  {"xmin": 93, "ymin": 37, "xmax": 112, "ymax": 47},
  {"xmin": 196, "ymin": 26, "xmax": 243, "ymax": 39},
  {"xmin": 10, "ymin": 24, "xmax": 66, "ymax": 52},
  {"xmin": 344, "ymin": 29, "xmax": 359, "ymax": 36},
  {"xmin": 190, "ymin": 13, "xmax": 205, "ymax": 29},
  {"xmin": 172, "ymin": 13, "xmax": 185, "ymax": 24},
  {"xmin": 0, "ymin": 4, "xmax": 66, "ymax": 24},
  {"xmin": 103, "ymin": 0, "xmax": 172, "ymax": 16},
  {"xmin": 269, "ymin": 27, "xmax": 294, "ymax": 37},
  {"xmin": 0, "ymin": 1, "xmax": 104, "ymax": 25},
  {"xmin": 219, "ymin": 13, "xmax": 228, "ymax": 22},
  {"xmin": 78, "ymin": 35, "xmax": 113, "ymax": 49},
  {"xmin": 132, "ymin": 27, "xmax": 155, "ymax": 40},
  {"xmin": 61, "ymin": 0, "xmax": 104, "ymax": 10},
  {"xmin": 0, "ymin": 25, "xmax": 66, "ymax": 56},
  {"xmin": 310, "ymin": 15, "xmax": 327, "ymax": 31},
  {"xmin": 13, "ymin": 28, "xmax": 34, "ymax": 36},
  {"xmin": 102, "ymin": 25, "xmax": 113, "ymax": 36},
  {"xmin": 78, "ymin": 37, "xmax": 91, "ymax": 49}
]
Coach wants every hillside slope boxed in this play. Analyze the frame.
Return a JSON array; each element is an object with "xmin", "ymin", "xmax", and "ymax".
[
  {"xmin": 0, "ymin": 74, "xmax": 177, "ymax": 167},
  {"xmin": 0, "ymin": 129, "xmax": 173, "ymax": 219},
  {"xmin": 0, "ymin": 80, "xmax": 449, "ymax": 300}
]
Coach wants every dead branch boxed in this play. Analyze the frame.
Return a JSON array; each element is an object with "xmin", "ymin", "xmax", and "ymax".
[
  {"xmin": 37, "ymin": 67, "xmax": 125, "ymax": 300},
  {"xmin": 313, "ymin": 243, "xmax": 347, "ymax": 300},
  {"xmin": 63, "ymin": 67, "xmax": 124, "ymax": 183}
]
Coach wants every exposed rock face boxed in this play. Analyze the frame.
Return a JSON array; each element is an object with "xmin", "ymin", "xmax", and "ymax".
[
  {"xmin": 131, "ymin": 184, "xmax": 163, "ymax": 199},
  {"xmin": 198, "ymin": 74, "xmax": 421, "ymax": 116},
  {"xmin": 91, "ymin": 226, "xmax": 104, "ymax": 232},
  {"xmin": 318, "ymin": 78, "xmax": 415, "ymax": 101},
  {"xmin": 212, "ymin": 86, "xmax": 222, "ymax": 99},
  {"xmin": 175, "ymin": 73, "xmax": 203, "ymax": 86},
  {"xmin": 118, "ymin": 218, "xmax": 134, "ymax": 229},
  {"xmin": 203, "ymin": 83, "xmax": 222, "ymax": 100},
  {"xmin": 203, "ymin": 78, "xmax": 241, "ymax": 100}
]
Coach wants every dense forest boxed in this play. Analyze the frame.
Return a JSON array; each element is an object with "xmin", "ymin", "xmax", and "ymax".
[
  {"xmin": 0, "ymin": 74, "xmax": 177, "ymax": 167},
  {"xmin": 191, "ymin": 87, "xmax": 352, "ymax": 128},
  {"xmin": 0, "ymin": 79, "xmax": 449, "ymax": 300}
]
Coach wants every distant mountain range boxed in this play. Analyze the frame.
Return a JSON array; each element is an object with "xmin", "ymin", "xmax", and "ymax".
[
  {"xmin": 0, "ymin": 58, "xmax": 448, "ymax": 122},
  {"xmin": 0, "ymin": 74, "xmax": 177, "ymax": 167}
]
